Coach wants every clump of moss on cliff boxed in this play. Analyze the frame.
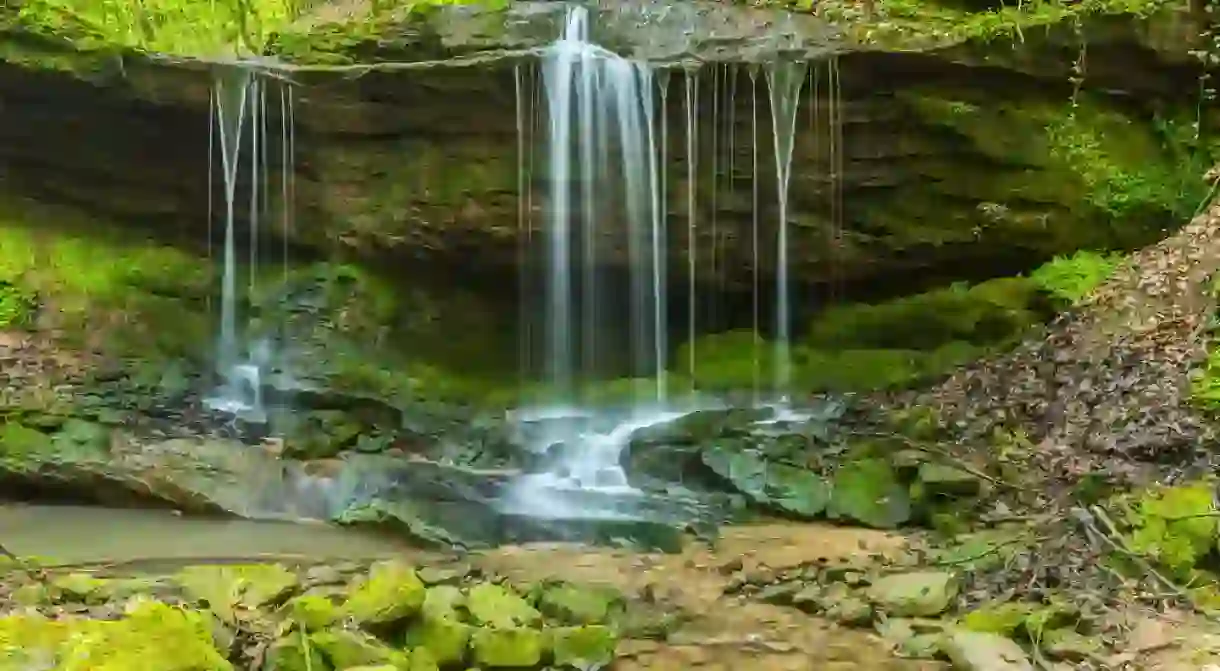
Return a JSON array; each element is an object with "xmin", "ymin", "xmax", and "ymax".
[{"xmin": 892, "ymin": 92, "xmax": 1212, "ymax": 254}]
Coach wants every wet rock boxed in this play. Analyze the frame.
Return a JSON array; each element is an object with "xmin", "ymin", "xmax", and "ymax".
[
  {"xmin": 550, "ymin": 625, "xmax": 618, "ymax": 670},
  {"xmin": 344, "ymin": 560, "xmax": 426, "ymax": 625},
  {"xmin": 867, "ymin": 571, "xmax": 958, "ymax": 617},
  {"xmin": 756, "ymin": 581, "xmax": 806, "ymax": 607},
  {"xmin": 416, "ymin": 565, "xmax": 468, "ymax": 586},
  {"xmin": 701, "ymin": 444, "xmax": 830, "ymax": 519},
  {"xmin": 942, "ymin": 629, "xmax": 1035, "ymax": 671},
  {"xmin": 467, "ymin": 583, "xmax": 542, "ymax": 628},
  {"xmin": 469, "ymin": 627, "xmax": 545, "ymax": 668}
]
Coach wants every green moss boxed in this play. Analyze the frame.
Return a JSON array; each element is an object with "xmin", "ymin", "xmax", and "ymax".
[
  {"xmin": 0, "ymin": 600, "xmax": 232, "ymax": 670},
  {"xmin": 1028, "ymin": 250, "xmax": 1124, "ymax": 303},
  {"xmin": 902, "ymin": 93, "xmax": 1209, "ymax": 251},
  {"xmin": 12, "ymin": 0, "xmax": 301, "ymax": 57},
  {"xmin": 810, "ymin": 0, "xmax": 1173, "ymax": 47},
  {"xmin": 1120, "ymin": 481, "xmax": 1219, "ymax": 579},
  {"xmin": 807, "ymin": 278, "xmax": 1043, "ymax": 350}
]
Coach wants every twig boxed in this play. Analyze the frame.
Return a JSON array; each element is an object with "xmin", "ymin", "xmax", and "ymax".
[
  {"xmin": 1072, "ymin": 505, "xmax": 1220, "ymax": 624},
  {"xmin": 0, "ymin": 540, "xmax": 46, "ymax": 583}
]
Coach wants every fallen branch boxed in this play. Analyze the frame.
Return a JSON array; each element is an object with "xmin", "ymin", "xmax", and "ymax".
[
  {"xmin": 848, "ymin": 429, "xmax": 1030, "ymax": 492},
  {"xmin": 1071, "ymin": 505, "xmax": 1220, "ymax": 625}
]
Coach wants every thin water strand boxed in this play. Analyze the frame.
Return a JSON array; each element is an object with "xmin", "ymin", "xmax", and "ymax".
[{"xmin": 765, "ymin": 61, "xmax": 808, "ymax": 400}]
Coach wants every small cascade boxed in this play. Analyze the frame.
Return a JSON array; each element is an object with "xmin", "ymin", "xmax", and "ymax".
[
  {"xmin": 205, "ymin": 67, "xmax": 296, "ymax": 422},
  {"xmin": 748, "ymin": 64, "xmax": 762, "ymax": 401},
  {"xmin": 764, "ymin": 61, "xmax": 808, "ymax": 400}
]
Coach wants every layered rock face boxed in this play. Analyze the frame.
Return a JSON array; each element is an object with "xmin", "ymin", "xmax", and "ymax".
[{"xmin": 0, "ymin": 0, "xmax": 1210, "ymax": 303}]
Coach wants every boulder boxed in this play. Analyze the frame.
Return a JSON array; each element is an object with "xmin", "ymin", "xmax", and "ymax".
[
  {"xmin": 942, "ymin": 629, "xmax": 1035, "ymax": 671},
  {"xmin": 344, "ymin": 561, "xmax": 427, "ymax": 626}
]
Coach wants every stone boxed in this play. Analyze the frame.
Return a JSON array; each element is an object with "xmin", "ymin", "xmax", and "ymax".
[
  {"xmin": 701, "ymin": 444, "xmax": 830, "ymax": 519},
  {"xmin": 917, "ymin": 462, "xmax": 982, "ymax": 496},
  {"xmin": 266, "ymin": 631, "xmax": 327, "ymax": 671},
  {"xmin": 176, "ymin": 564, "xmax": 299, "ymax": 626},
  {"xmin": 287, "ymin": 594, "xmax": 341, "ymax": 631},
  {"xmin": 550, "ymin": 625, "xmax": 618, "ymax": 670},
  {"xmin": 310, "ymin": 629, "xmax": 405, "ymax": 668},
  {"xmin": 469, "ymin": 627, "xmax": 545, "ymax": 668},
  {"xmin": 0, "ymin": 599, "xmax": 233, "ymax": 671},
  {"xmin": 344, "ymin": 560, "xmax": 426, "ymax": 625},
  {"xmin": 416, "ymin": 565, "xmax": 467, "ymax": 586},
  {"xmin": 867, "ymin": 572, "xmax": 959, "ymax": 617},
  {"xmin": 825, "ymin": 596, "xmax": 874, "ymax": 626},
  {"xmin": 942, "ymin": 629, "xmax": 1035, "ymax": 671},
  {"xmin": 537, "ymin": 583, "xmax": 622, "ymax": 625},
  {"xmin": 420, "ymin": 585, "xmax": 466, "ymax": 620},
  {"xmin": 1041, "ymin": 628, "xmax": 1103, "ymax": 661},
  {"xmin": 467, "ymin": 583, "xmax": 542, "ymax": 628},
  {"xmin": 404, "ymin": 616, "xmax": 472, "ymax": 667},
  {"xmin": 50, "ymin": 573, "xmax": 109, "ymax": 604}
]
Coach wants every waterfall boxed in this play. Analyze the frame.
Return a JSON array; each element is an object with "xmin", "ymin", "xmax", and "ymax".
[
  {"xmin": 205, "ymin": 68, "xmax": 296, "ymax": 422},
  {"xmin": 765, "ymin": 61, "xmax": 808, "ymax": 400},
  {"xmin": 512, "ymin": 5, "xmax": 668, "ymax": 500}
]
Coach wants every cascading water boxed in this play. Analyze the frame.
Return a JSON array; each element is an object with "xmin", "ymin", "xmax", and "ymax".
[
  {"xmin": 504, "ymin": 6, "xmax": 680, "ymax": 518},
  {"xmin": 205, "ymin": 68, "xmax": 296, "ymax": 422}
]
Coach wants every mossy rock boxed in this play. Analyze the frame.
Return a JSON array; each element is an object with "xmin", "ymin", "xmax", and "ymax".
[
  {"xmin": 286, "ymin": 594, "xmax": 342, "ymax": 632},
  {"xmin": 176, "ymin": 564, "xmax": 298, "ymax": 626},
  {"xmin": 0, "ymin": 600, "xmax": 233, "ymax": 671},
  {"xmin": 537, "ymin": 583, "xmax": 624, "ymax": 625},
  {"xmin": 404, "ymin": 616, "xmax": 472, "ymax": 667},
  {"xmin": 469, "ymin": 627, "xmax": 545, "ymax": 668},
  {"xmin": 827, "ymin": 459, "xmax": 912, "ymax": 529},
  {"xmin": 805, "ymin": 278, "xmax": 1044, "ymax": 352},
  {"xmin": 867, "ymin": 571, "xmax": 959, "ymax": 617},
  {"xmin": 466, "ymin": 584, "xmax": 542, "ymax": 629},
  {"xmin": 701, "ymin": 444, "xmax": 830, "ymax": 519},
  {"xmin": 550, "ymin": 625, "xmax": 618, "ymax": 669},
  {"xmin": 310, "ymin": 629, "xmax": 406, "ymax": 668},
  {"xmin": 266, "ymin": 630, "xmax": 330, "ymax": 671},
  {"xmin": 344, "ymin": 561, "xmax": 427, "ymax": 625}
]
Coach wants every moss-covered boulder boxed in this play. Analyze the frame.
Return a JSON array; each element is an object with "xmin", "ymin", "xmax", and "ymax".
[
  {"xmin": 344, "ymin": 561, "xmax": 427, "ymax": 626},
  {"xmin": 469, "ymin": 627, "xmax": 545, "ymax": 668},
  {"xmin": 550, "ymin": 625, "xmax": 618, "ymax": 670},
  {"xmin": 537, "ymin": 583, "xmax": 623, "ymax": 626},
  {"xmin": 176, "ymin": 564, "xmax": 299, "ymax": 626},
  {"xmin": 867, "ymin": 572, "xmax": 960, "ymax": 617},
  {"xmin": 466, "ymin": 584, "xmax": 542, "ymax": 629},
  {"xmin": 0, "ymin": 600, "xmax": 233, "ymax": 671},
  {"xmin": 310, "ymin": 628, "xmax": 407, "ymax": 668}
]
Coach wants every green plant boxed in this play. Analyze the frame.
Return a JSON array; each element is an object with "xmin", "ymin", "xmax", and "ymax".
[
  {"xmin": 14, "ymin": 0, "xmax": 303, "ymax": 56},
  {"xmin": 0, "ymin": 282, "xmax": 36, "ymax": 328},
  {"xmin": 1028, "ymin": 250, "xmax": 1124, "ymax": 303}
]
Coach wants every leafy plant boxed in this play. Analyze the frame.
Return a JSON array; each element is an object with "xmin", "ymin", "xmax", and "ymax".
[{"xmin": 1028, "ymin": 250, "xmax": 1124, "ymax": 303}]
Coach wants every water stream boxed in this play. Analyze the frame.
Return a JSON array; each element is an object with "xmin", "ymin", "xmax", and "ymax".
[{"xmin": 204, "ymin": 68, "xmax": 297, "ymax": 423}]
